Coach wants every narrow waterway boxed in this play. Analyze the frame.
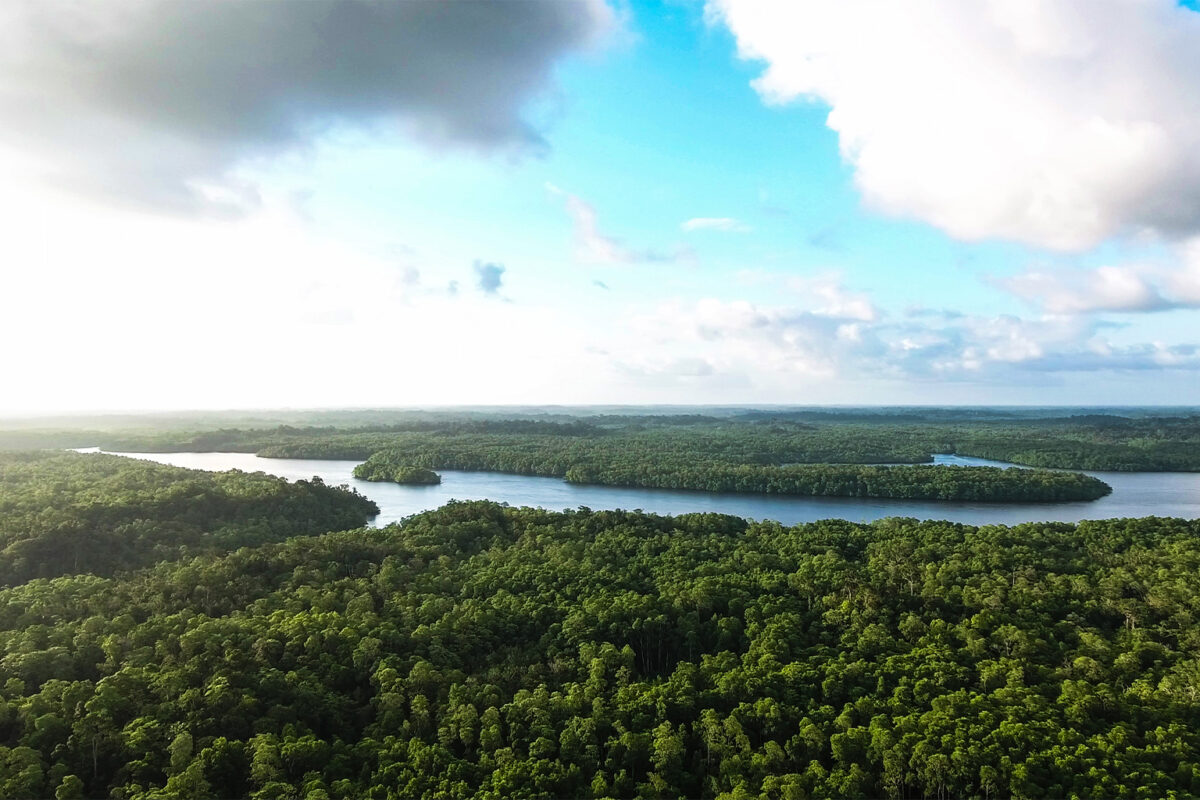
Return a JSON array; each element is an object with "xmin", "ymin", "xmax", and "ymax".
[{"xmin": 88, "ymin": 449, "xmax": 1200, "ymax": 526}]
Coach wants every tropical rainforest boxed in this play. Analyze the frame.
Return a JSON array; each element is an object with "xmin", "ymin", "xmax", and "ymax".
[
  {"xmin": 0, "ymin": 411, "xmax": 1197, "ymax": 797},
  {"xmin": 0, "ymin": 453, "xmax": 378, "ymax": 586},
  {"xmin": 20, "ymin": 407, "xmax": 1200, "ymax": 504},
  {"xmin": 0, "ymin": 456, "xmax": 1197, "ymax": 798},
  {"xmin": 353, "ymin": 461, "xmax": 441, "ymax": 486},
  {"xmin": 354, "ymin": 447, "xmax": 1110, "ymax": 502}
]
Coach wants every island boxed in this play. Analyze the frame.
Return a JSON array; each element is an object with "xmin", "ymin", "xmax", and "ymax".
[
  {"xmin": 350, "ymin": 441, "xmax": 1110, "ymax": 502},
  {"xmin": 353, "ymin": 460, "xmax": 441, "ymax": 485}
]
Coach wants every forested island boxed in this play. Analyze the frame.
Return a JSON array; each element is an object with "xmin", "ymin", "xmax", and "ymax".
[
  {"xmin": 355, "ymin": 447, "xmax": 1111, "ymax": 502},
  {"xmin": 353, "ymin": 461, "xmax": 441, "ymax": 485},
  {"xmin": 0, "ymin": 452, "xmax": 1196, "ymax": 799},
  {"xmin": 8, "ymin": 407, "xmax": 1185, "ymax": 505}
]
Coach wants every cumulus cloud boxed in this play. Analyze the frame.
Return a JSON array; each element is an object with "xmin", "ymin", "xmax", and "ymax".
[
  {"xmin": 999, "ymin": 266, "xmax": 1174, "ymax": 314},
  {"xmin": 708, "ymin": 0, "xmax": 1200, "ymax": 250},
  {"xmin": 681, "ymin": 217, "xmax": 751, "ymax": 232},
  {"xmin": 546, "ymin": 183, "xmax": 693, "ymax": 264},
  {"xmin": 999, "ymin": 238, "xmax": 1200, "ymax": 313},
  {"xmin": 473, "ymin": 260, "xmax": 506, "ymax": 296},
  {"xmin": 634, "ymin": 298, "xmax": 882, "ymax": 378},
  {"xmin": 786, "ymin": 274, "xmax": 879, "ymax": 321},
  {"xmin": 0, "ymin": 0, "xmax": 613, "ymax": 212},
  {"xmin": 624, "ymin": 284, "xmax": 1200, "ymax": 389}
]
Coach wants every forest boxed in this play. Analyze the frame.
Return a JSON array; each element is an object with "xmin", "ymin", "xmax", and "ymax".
[
  {"xmin": 0, "ymin": 452, "xmax": 378, "ymax": 586},
  {"xmin": 356, "ymin": 447, "xmax": 1111, "ymax": 502},
  {"xmin": 353, "ymin": 461, "xmax": 441, "ymax": 486},
  {"xmin": 0, "ymin": 463, "xmax": 1197, "ymax": 797},
  {"xmin": 9, "ymin": 408, "xmax": 1197, "ymax": 473}
]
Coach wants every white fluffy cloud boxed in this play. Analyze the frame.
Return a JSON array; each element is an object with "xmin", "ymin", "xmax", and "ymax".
[
  {"xmin": 619, "ymin": 277, "xmax": 1200, "ymax": 391},
  {"xmin": 999, "ymin": 266, "xmax": 1173, "ymax": 314},
  {"xmin": 999, "ymin": 236, "xmax": 1200, "ymax": 313},
  {"xmin": 709, "ymin": 0, "xmax": 1200, "ymax": 250}
]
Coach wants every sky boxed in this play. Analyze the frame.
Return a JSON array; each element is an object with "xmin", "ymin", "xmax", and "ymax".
[{"xmin": 2, "ymin": 0, "xmax": 1200, "ymax": 413}]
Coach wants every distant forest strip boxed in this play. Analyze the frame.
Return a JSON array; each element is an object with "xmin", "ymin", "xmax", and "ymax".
[
  {"xmin": 0, "ymin": 451, "xmax": 378, "ymax": 585},
  {"xmin": 4, "ymin": 409, "xmax": 1200, "ymax": 471},
  {"xmin": 2, "ymin": 499, "xmax": 1200, "ymax": 799},
  {"xmin": 357, "ymin": 446, "xmax": 1111, "ymax": 502}
]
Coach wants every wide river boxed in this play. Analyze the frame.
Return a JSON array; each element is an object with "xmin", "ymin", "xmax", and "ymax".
[{"xmin": 92, "ymin": 449, "xmax": 1200, "ymax": 527}]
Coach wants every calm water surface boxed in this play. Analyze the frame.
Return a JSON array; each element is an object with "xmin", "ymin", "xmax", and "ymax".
[{"xmin": 91, "ymin": 449, "xmax": 1200, "ymax": 527}]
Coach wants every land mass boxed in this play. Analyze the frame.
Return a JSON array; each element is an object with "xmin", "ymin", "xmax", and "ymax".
[
  {"xmin": 0, "ymin": 452, "xmax": 1193, "ymax": 799},
  {"xmin": 355, "ymin": 446, "xmax": 1110, "ymax": 502}
]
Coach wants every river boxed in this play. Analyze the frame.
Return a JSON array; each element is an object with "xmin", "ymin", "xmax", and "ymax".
[{"xmin": 88, "ymin": 449, "xmax": 1200, "ymax": 527}]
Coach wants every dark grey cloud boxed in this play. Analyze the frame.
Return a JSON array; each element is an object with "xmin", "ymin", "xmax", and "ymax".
[
  {"xmin": 473, "ymin": 260, "xmax": 505, "ymax": 295},
  {"xmin": 0, "ymin": 0, "xmax": 612, "ymax": 212}
]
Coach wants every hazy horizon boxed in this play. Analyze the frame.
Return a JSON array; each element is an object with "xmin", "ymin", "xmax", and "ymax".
[{"xmin": 4, "ymin": 402, "xmax": 1200, "ymax": 425}]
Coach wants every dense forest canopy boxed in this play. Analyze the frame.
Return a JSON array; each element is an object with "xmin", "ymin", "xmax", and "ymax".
[
  {"xmin": 1, "ymin": 496, "xmax": 1199, "ymax": 798},
  {"xmin": 355, "ymin": 447, "xmax": 1111, "ymax": 503},
  {"xmin": 353, "ymin": 461, "xmax": 441, "ymax": 486},
  {"xmin": 0, "ymin": 452, "xmax": 378, "ymax": 586}
]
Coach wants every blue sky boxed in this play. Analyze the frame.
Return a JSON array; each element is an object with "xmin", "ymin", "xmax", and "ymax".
[{"xmin": 1, "ymin": 0, "xmax": 1199, "ymax": 411}]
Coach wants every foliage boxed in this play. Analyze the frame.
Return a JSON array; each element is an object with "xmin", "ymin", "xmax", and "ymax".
[
  {"xmin": 355, "ymin": 445, "xmax": 1110, "ymax": 502},
  {"xmin": 354, "ymin": 461, "xmax": 441, "ymax": 485},
  {"xmin": 0, "ymin": 494, "xmax": 1197, "ymax": 798},
  {"xmin": 0, "ymin": 452, "xmax": 378, "ymax": 586},
  {"xmin": 43, "ymin": 411, "xmax": 1200, "ymax": 472}
]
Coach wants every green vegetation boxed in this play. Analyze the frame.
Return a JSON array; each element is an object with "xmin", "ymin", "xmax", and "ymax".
[
  {"xmin": 355, "ymin": 445, "xmax": 1111, "ymax": 502},
  {"xmin": 0, "ymin": 452, "xmax": 378, "ymax": 586},
  {"xmin": 22, "ymin": 407, "xmax": 1198, "ymax": 473},
  {"xmin": 1, "ymin": 496, "xmax": 1199, "ymax": 798},
  {"xmin": 354, "ymin": 461, "xmax": 441, "ymax": 485}
]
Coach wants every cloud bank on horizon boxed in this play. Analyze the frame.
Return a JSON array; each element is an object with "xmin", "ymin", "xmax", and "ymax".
[{"xmin": 1, "ymin": 0, "xmax": 1199, "ymax": 411}]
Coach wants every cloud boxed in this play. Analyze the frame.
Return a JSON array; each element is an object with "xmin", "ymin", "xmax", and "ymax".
[
  {"xmin": 547, "ymin": 183, "xmax": 693, "ymax": 264},
  {"xmin": 622, "ymin": 283, "xmax": 1200, "ymax": 390},
  {"xmin": 998, "ymin": 238, "xmax": 1200, "ymax": 313},
  {"xmin": 592, "ymin": 280, "xmax": 610, "ymax": 290},
  {"xmin": 709, "ymin": 0, "xmax": 1200, "ymax": 250},
  {"xmin": 0, "ymin": 0, "xmax": 614, "ymax": 212},
  {"xmin": 998, "ymin": 265, "xmax": 1175, "ymax": 314},
  {"xmin": 473, "ymin": 260, "xmax": 506, "ymax": 296},
  {"xmin": 786, "ymin": 274, "xmax": 879, "ymax": 321},
  {"xmin": 681, "ymin": 217, "xmax": 751, "ymax": 232},
  {"xmin": 615, "ymin": 357, "xmax": 718, "ymax": 381}
]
